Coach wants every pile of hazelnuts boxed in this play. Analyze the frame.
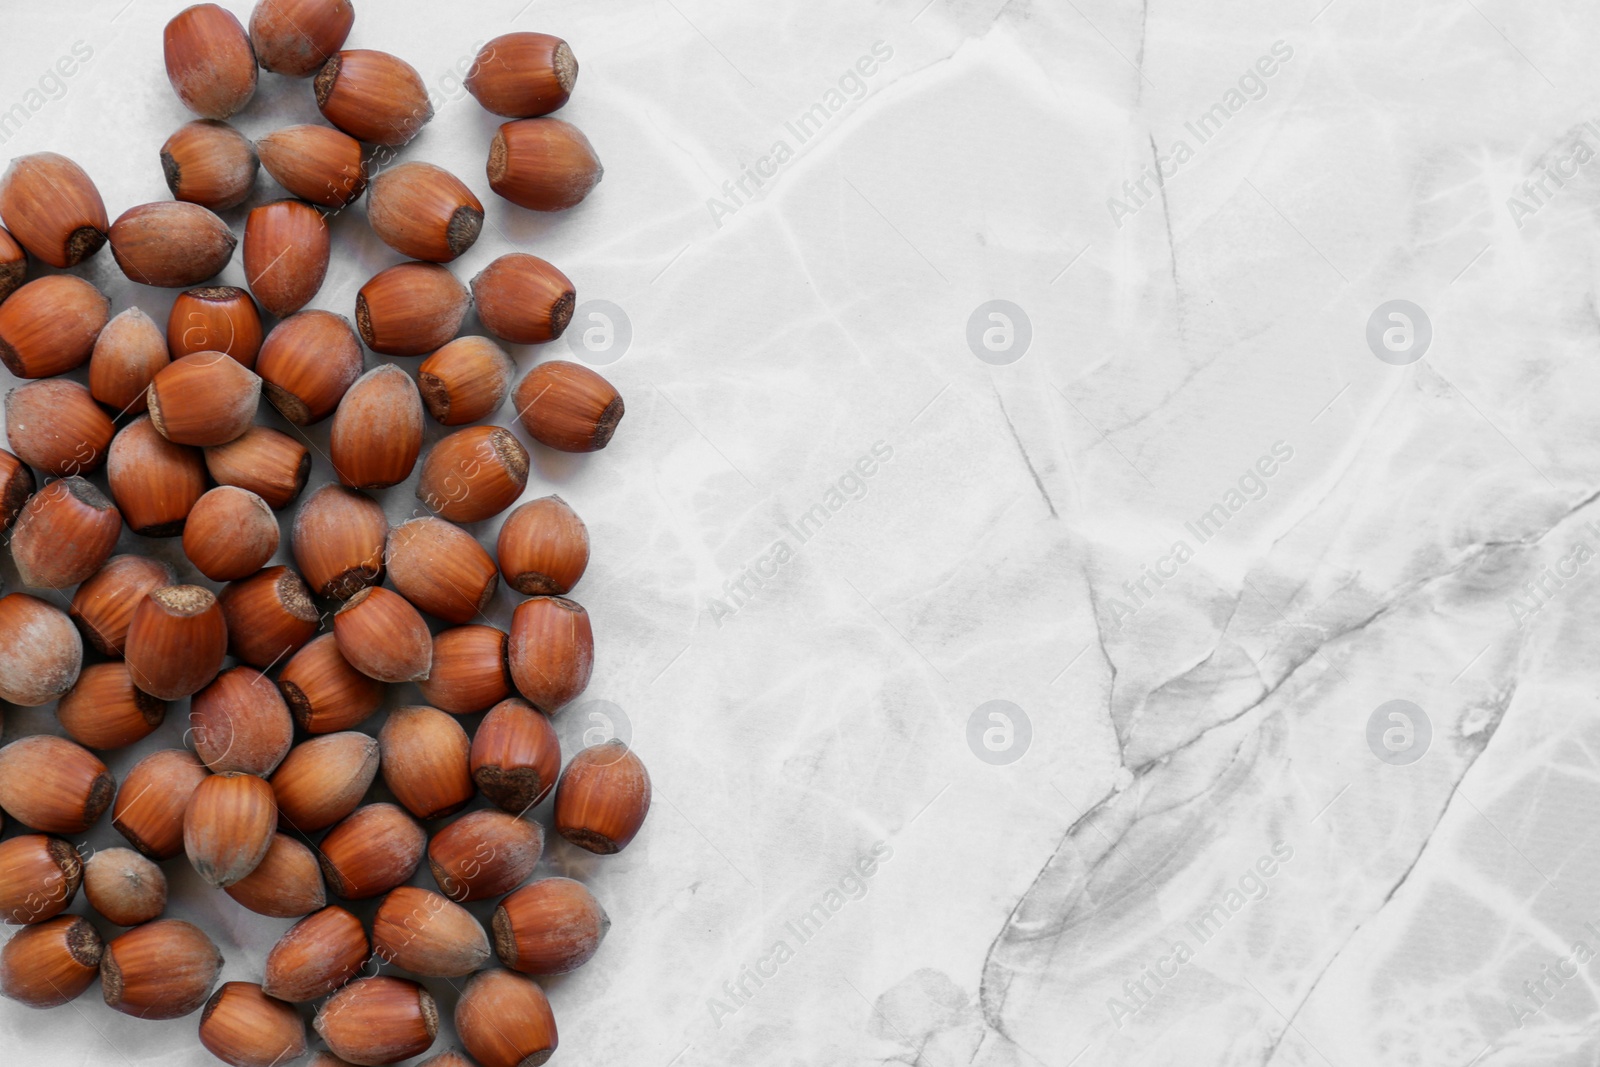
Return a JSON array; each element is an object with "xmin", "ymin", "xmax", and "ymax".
[{"xmin": 0, "ymin": 3, "xmax": 650, "ymax": 1067}]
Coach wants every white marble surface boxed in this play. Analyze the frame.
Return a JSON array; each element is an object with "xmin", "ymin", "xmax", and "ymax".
[{"xmin": 3, "ymin": 0, "xmax": 1597, "ymax": 1064}]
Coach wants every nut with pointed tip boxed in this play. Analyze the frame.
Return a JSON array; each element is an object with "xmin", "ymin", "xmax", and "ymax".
[
  {"xmin": 224, "ymin": 833, "xmax": 326, "ymax": 917},
  {"xmin": 255, "ymin": 123, "xmax": 367, "ymax": 207},
  {"xmin": 200, "ymin": 982, "xmax": 308, "ymax": 1067},
  {"xmin": 466, "ymin": 33, "xmax": 576, "ymax": 118},
  {"xmin": 6, "ymin": 378, "xmax": 113, "ymax": 476},
  {"xmin": 0, "ymin": 152, "xmax": 108, "ymax": 267},
  {"xmin": 331, "ymin": 364, "xmax": 424, "ymax": 489},
  {"xmin": 555, "ymin": 741, "xmax": 652, "ymax": 854},
  {"xmin": 334, "ymin": 587, "xmax": 433, "ymax": 683},
  {"xmin": 513, "ymin": 360, "xmax": 623, "ymax": 452},
  {"xmin": 184, "ymin": 486, "xmax": 280, "ymax": 582},
  {"xmin": 206, "ymin": 425, "xmax": 311, "ymax": 509},
  {"xmin": 219, "ymin": 566, "xmax": 320, "ymax": 668},
  {"xmin": 165, "ymin": 3, "xmax": 258, "ymax": 118},
  {"xmin": 89, "ymin": 307, "xmax": 168, "ymax": 414},
  {"xmin": 315, "ymin": 976, "xmax": 439, "ymax": 1066},
  {"xmin": 0, "ymin": 593, "xmax": 81, "ymax": 705},
  {"xmin": 11, "ymin": 477, "xmax": 121, "ymax": 589},
  {"xmin": 373, "ymin": 886, "xmax": 490, "ymax": 977},
  {"xmin": 271, "ymin": 732, "xmax": 379, "ymax": 832},
  {"xmin": 263, "ymin": 906, "xmax": 368, "ymax": 1002},
  {"xmin": 278, "ymin": 633, "xmax": 385, "ymax": 733},
  {"xmin": 380, "ymin": 706, "xmax": 473, "ymax": 820},
  {"xmin": 185, "ymin": 771, "xmax": 278, "ymax": 888},
  {"xmin": 0, "ymin": 836, "xmax": 82, "ymax": 925},
  {"xmin": 387, "ymin": 516, "xmax": 498, "ymax": 624},
  {"xmin": 456, "ymin": 969, "xmax": 558, "ymax": 1067},
  {"xmin": 293, "ymin": 483, "xmax": 388, "ymax": 598},
  {"xmin": 356, "ymin": 261, "xmax": 470, "ymax": 356},
  {"xmin": 319, "ymin": 803, "xmax": 426, "ymax": 900},
  {"xmin": 497, "ymin": 496, "xmax": 589, "ymax": 595},
  {"xmin": 0, "ymin": 915, "xmax": 102, "ymax": 1007},
  {"xmin": 0, "ymin": 274, "xmax": 110, "ymax": 378},
  {"xmin": 257, "ymin": 309, "xmax": 363, "ymax": 424},
  {"xmin": 508, "ymin": 596, "xmax": 593, "ymax": 713},
  {"xmin": 110, "ymin": 201, "xmax": 237, "ymax": 288},
  {"xmin": 113, "ymin": 749, "xmax": 208, "ymax": 860},
  {"xmin": 316, "ymin": 50, "xmax": 433, "ymax": 146},
  {"xmin": 471, "ymin": 699, "xmax": 560, "ymax": 813},
  {"xmin": 368, "ymin": 162, "xmax": 483, "ymax": 262},
  {"xmin": 251, "ymin": 0, "xmax": 354, "ymax": 77},
  {"xmin": 147, "ymin": 351, "xmax": 261, "ymax": 446},
  {"xmin": 0, "ymin": 737, "xmax": 112, "ymax": 835},
  {"xmin": 126, "ymin": 585, "xmax": 228, "ymax": 699},
  {"xmin": 101, "ymin": 918, "xmax": 223, "ymax": 1020},
  {"xmin": 428, "ymin": 810, "xmax": 543, "ymax": 903},
  {"xmin": 57, "ymin": 662, "xmax": 167, "ymax": 751},
  {"xmin": 416, "ymin": 425, "xmax": 528, "ymax": 524},
  {"xmin": 418, "ymin": 336, "xmax": 513, "ymax": 426},
  {"xmin": 83, "ymin": 847, "xmax": 167, "ymax": 926},
  {"xmin": 190, "ymin": 665, "xmax": 295, "ymax": 775},
  {"xmin": 162, "ymin": 120, "xmax": 259, "ymax": 210},
  {"xmin": 0, "ymin": 447, "xmax": 33, "ymax": 532},
  {"xmin": 71, "ymin": 556, "xmax": 176, "ymax": 657},
  {"xmin": 494, "ymin": 877, "xmax": 608, "ymax": 975},
  {"xmin": 420, "ymin": 625, "xmax": 512, "ymax": 715},
  {"xmin": 0, "ymin": 225, "xmax": 21, "ymax": 303},
  {"xmin": 108, "ymin": 416, "xmax": 208, "ymax": 536},
  {"xmin": 488, "ymin": 117, "xmax": 601, "ymax": 212},
  {"xmin": 245, "ymin": 199, "xmax": 330, "ymax": 317},
  {"xmin": 472, "ymin": 254, "xmax": 574, "ymax": 345},
  {"xmin": 168, "ymin": 285, "xmax": 263, "ymax": 367}
]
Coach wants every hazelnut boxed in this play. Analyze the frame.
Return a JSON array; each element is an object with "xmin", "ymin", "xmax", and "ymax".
[
  {"xmin": 507, "ymin": 595, "xmax": 593, "ymax": 713},
  {"xmin": 488, "ymin": 117, "xmax": 602, "ymax": 211},
  {"xmin": 184, "ymin": 770, "xmax": 278, "ymax": 888},
  {"xmin": 11, "ymin": 477, "xmax": 121, "ymax": 589},
  {"xmin": 419, "ymin": 625, "xmax": 512, "ymax": 715},
  {"xmin": 83, "ymin": 847, "xmax": 167, "ymax": 926},
  {"xmin": 466, "ymin": 33, "xmax": 577, "ymax": 118},
  {"xmin": 319, "ymin": 803, "xmax": 426, "ymax": 900},
  {"xmin": 89, "ymin": 307, "xmax": 169, "ymax": 415},
  {"xmin": 367, "ymin": 162, "xmax": 483, "ymax": 262},
  {"xmin": 0, "ymin": 225, "xmax": 21, "ymax": 304},
  {"xmin": 0, "ymin": 447, "xmax": 34, "ymax": 531},
  {"xmin": 0, "ymin": 835, "xmax": 82, "ymax": 925},
  {"xmin": 278, "ymin": 633, "xmax": 385, "ymax": 733},
  {"xmin": 455, "ymin": 969, "xmax": 557, "ymax": 1067},
  {"xmin": 470, "ymin": 698, "xmax": 561, "ymax": 813},
  {"xmin": 493, "ymin": 877, "xmax": 608, "ymax": 975},
  {"xmin": 71, "ymin": 555, "xmax": 176, "ymax": 656},
  {"xmin": 427, "ymin": 809, "xmax": 542, "ymax": 903},
  {"xmin": 270, "ymin": 731, "xmax": 379, "ymax": 832},
  {"xmin": 331, "ymin": 364, "xmax": 424, "ymax": 489},
  {"xmin": 257, "ymin": 309, "xmax": 363, "ymax": 424},
  {"xmin": 372, "ymin": 886, "xmax": 490, "ymax": 977},
  {"xmin": 513, "ymin": 359, "xmax": 623, "ymax": 452},
  {"xmin": 262, "ymin": 905, "xmax": 368, "ymax": 1002},
  {"xmin": 554, "ymin": 740, "xmax": 652, "ymax": 854},
  {"xmin": 472, "ymin": 253, "xmax": 574, "ymax": 344},
  {"xmin": 316, "ymin": 50, "xmax": 433, "ymax": 146},
  {"xmin": 416, "ymin": 425, "xmax": 528, "ymax": 523},
  {"xmin": 125, "ymin": 584, "xmax": 229, "ymax": 700},
  {"xmin": 5, "ymin": 378, "xmax": 114, "ymax": 476},
  {"xmin": 0, "ymin": 915, "xmax": 102, "ymax": 1008},
  {"xmin": 418, "ymin": 335, "xmax": 514, "ymax": 425},
  {"xmin": 333, "ymin": 586, "xmax": 433, "ymax": 683},
  {"xmin": 386, "ymin": 516, "xmax": 498, "ymax": 624},
  {"xmin": 0, "ymin": 737, "xmax": 113, "ymax": 835},
  {"xmin": 101, "ymin": 918, "xmax": 223, "ymax": 1020},
  {"xmin": 199, "ymin": 982, "xmax": 309, "ymax": 1067},
  {"xmin": 293, "ymin": 483, "xmax": 388, "ymax": 598},
  {"xmin": 0, "ymin": 593, "xmax": 82, "ymax": 705},
  {"xmin": 0, "ymin": 274, "xmax": 110, "ymax": 378},
  {"xmin": 0, "ymin": 152, "xmax": 108, "ymax": 267},
  {"xmin": 205, "ymin": 425, "xmax": 312, "ymax": 509},
  {"xmin": 57, "ymin": 662, "xmax": 167, "ymax": 751},
  {"xmin": 168, "ymin": 285, "xmax": 263, "ymax": 367},
  {"xmin": 147, "ymin": 350, "xmax": 262, "ymax": 446},
  {"xmin": 184, "ymin": 485, "xmax": 280, "ymax": 581},
  {"xmin": 244, "ymin": 198, "xmax": 330, "ymax": 317},
  {"xmin": 379, "ymin": 706, "xmax": 473, "ymax": 820},
  {"xmin": 161, "ymin": 120, "xmax": 259, "ymax": 210},
  {"xmin": 250, "ymin": 0, "xmax": 354, "ymax": 77},
  {"xmin": 356, "ymin": 261, "xmax": 470, "ymax": 356},
  {"xmin": 314, "ymin": 976, "xmax": 439, "ymax": 1066},
  {"xmin": 224, "ymin": 832, "xmax": 326, "ymax": 918},
  {"xmin": 190, "ymin": 665, "xmax": 295, "ymax": 775},
  {"xmin": 497, "ymin": 495, "xmax": 589, "ymax": 595},
  {"xmin": 218, "ymin": 565, "xmax": 320, "ymax": 668},
  {"xmin": 112, "ymin": 749, "xmax": 208, "ymax": 860},
  {"xmin": 107, "ymin": 415, "xmax": 208, "ymax": 535},
  {"xmin": 256, "ymin": 123, "xmax": 367, "ymax": 207},
  {"xmin": 109, "ymin": 201, "xmax": 238, "ymax": 288},
  {"xmin": 165, "ymin": 3, "xmax": 258, "ymax": 119}
]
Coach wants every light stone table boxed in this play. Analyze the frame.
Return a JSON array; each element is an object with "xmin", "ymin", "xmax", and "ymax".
[{"xmin": 2, "ymin": 1, "xmax": 1596, "ymax": 1065}]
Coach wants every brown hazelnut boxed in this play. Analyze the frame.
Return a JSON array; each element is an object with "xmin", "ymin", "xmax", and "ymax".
[
  {"xmin": 554, "ymin": 740, "xmax": 652, "ymax": 854},
  {"xmin": 0, "ymin": 915, "xmax": 102, "ymax": 1008},
  {"xmin": 0, "ymin": 225, "xmax": 20, "ymax": 305},
  {"xmin": 373, "ymin": 886, "xmax": 490, "ymax": 977},
  {"xmin": 379, "ymin": 706, "xmax": 473, "ymax": 820},
  {"xmin": 418, "ymin": 624, "xmax": 512, "ymax": 715},
  {"xmin": 218, "ymin": 565, "xmax": 320, "ymax": 668},
  {"xmin": 190, "ymin": 665, "xmax": 295, "ymax": 775},
  {"xmin": 466, "ymin": 33, "xmax": 577, "ymax": 118},
  {"xmin": 83, "ymin": 847, "xmax": 167, "ymax": 926},
  {"xmin": 0, "ymin": 835, "xmax": 82, "ymax": 925},
  {"xmin": 488, "ymin": 117, "xmax": 602, "ymax": 211},
  {"xmin": 125, "ymin": 584, "xmax": 229, "ymax": 700},
  {"xmin": 356, "ymin": 261, "xmax": 470, "ymax": 356},
  {"xmin": 205, "ymin": 425, "xmax": 311, "ymax": 509},
  {"xmin": 89, "ymin": 307, "xmax": 169, "ymax": 415},
  {"xmin": 293, "ymin": 483, "xmax": 388, "ymax": 598},
  {"xmin": 251, "ymin": 0, "xmax": 355, "ymax": 78},
  {"xmin": 107, "ymin": 415, "xmax": 208, "ymax": 535},
  {"xmin": 184, "ymin": 770, "xmax": 278, "ymax": 888},
  {"xmin": 112, "ymin": 749, "xmax": 208, "ymax": 860},
  {"xmin": 428, "ymin": 809, "xmax": 542, "ymax": 903},
  {"xmin": 184, "ymin": 486, "xmax": 280, "ymax": 581},
  {"xmin": 245, "ymin": 198, "xmax": 330, "ymax": 317},
  {"xmin": 386, "ymin": 516, "xmax": 498, "ymax": 624},
  {"xmin": 507, "ymin": 596, "xmax": 593, "ymax": 713},
  {"xmin": 0, "ymin": 153, "xmax": 108, "ymax": 267},
  {"xmin": 333, "ymin": 586, "xmax": 433, "ymax": 683},
  {"xmin": 455, "ymin": 969, "xmax": 557, "ymax": 1067},
  {"xmin": 0, "ymin": 737, "xmax": 112, "ymax": 835},
  {"xmin": 278, "ymin": 633, "xmax": 385, "ymax": 733},
  {"xmin": 199, "ymin": 982, "xmax": 309, "ymax": 1067},
  {"xmin": 101, "ymin": 918, "xmax": 223, "ymax": 1020},
  {"xmin": 262, "ymin": 906, "xmax": 368, "ymax": 1002},
  {"xmin": 470, "ymin": 698, "xmax": 561, "ymax": 813},
  {"xmin": 472, "ymin": 253, "xmax": 574, "ymax": 344},
  {"xmin": 57, "ymin": 662, "xmax": 167, "ymax": 751},
  {"xmin": 168, "ymin": 285, "xmax": 263, "ymax": 367},
  {"xmin": 109, "ymin": 201, "xmax": 238, "ymax": 288},
  {"xmin": 148, "ymin": 350, "xmax": 262, "ymax": 446},
  {"xmin": 10, "ymin": 477, "xmax": 121, "ymax": 589},
  {"xmin": 331, "ymin": 364, "xmax": 424, "ymax": 489},
  {"xmin": 0, "ymin": 447, "xmax": 31, "ymax": 531},
  {"xmin": 367, "ymin": 162, "xmax": 483, "ymax": 262},
  {"xmin": 256, "ymin": 123, "xmax": 367, "ymax": 207},
  {"xmin": 0, "ymin": 274, "xmax": 110, "ymax": 377},
  {"xmin": 314, "ymin": 976, "xmax": 438, "ymax": 1066},
  {"xmin": 319, "ymin": 803, "xmax": 426, "ymax": 900},
  {"xmin": 415, "ymin": 425, "xmax": 528, "ymax": 523},
  {"xmin": 223, "ymin": 832, "xmax": 326, "ymax": 917},
  {"xmin": 270, "ymin": 731, "xmax": 379, "ymax": 832},
  {"xmin": 0, "ymin": 593, "xmax": 82, "ymax": 705},
  {"xmin": 493, "ymin": 877, "xmax": 608, "ymax": 975},
  {"xmin": 165, "ymin": 3, "xmax": 258, "ymax": 119},
  {"xmin": 513, "ymin": 359, "xmax": 623, "ymax": 452},
  {"xmin": 418, "ymin": 336, "xmax": 514, "ymax": 425},
  {"xmin": 5, "ymin": 378, "xmax": 114, "ymax": 476},
  {"xmin": 71, "ymin": 555, "xmax": 176, "ymax": 657},
  {"xmin": 257, "ymin": 309, "xmax": 363, "ymax": 424},
  {"xmin": 162, "ymin": 120, "xmax": 260, "ymax": 210},
  {"xmin": 497, "ymin": 495, "xmax": 589, "ymax": 595},
  {"xmin": 316, "ymin": 50, "xmax": 433, "ymax": 146}
]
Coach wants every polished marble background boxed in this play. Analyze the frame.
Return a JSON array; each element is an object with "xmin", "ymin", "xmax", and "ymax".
[{"xmin": 2, "ymin": 0, "xmax": 1595, "ymax": 1065}]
